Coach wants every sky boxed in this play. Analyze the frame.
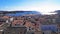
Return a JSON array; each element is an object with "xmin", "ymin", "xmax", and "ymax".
[{"xmin": 0, "ymin": 0, "xmax": 60, "ymax": 14}]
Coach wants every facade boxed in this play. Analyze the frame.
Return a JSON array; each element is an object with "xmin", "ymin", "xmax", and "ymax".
[{"xmin": 41, "ymin": 25, "xmax": 57, "ymax": 34}]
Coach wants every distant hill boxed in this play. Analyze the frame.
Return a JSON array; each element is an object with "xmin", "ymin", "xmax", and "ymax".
[{"xmin": 0, "ymin": 11, "xmax": 41, "ymax": 16}]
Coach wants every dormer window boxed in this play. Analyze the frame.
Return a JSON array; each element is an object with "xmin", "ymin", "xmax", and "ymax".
[{"xmin": 15, "ymin": 24, "xmax": 20, "ymax": 26}]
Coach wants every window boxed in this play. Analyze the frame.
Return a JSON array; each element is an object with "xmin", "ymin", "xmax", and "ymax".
[
  {"xmin": 15, "ymin": 24, "xmax": 20, "ymax": 26},
  {"xmin": 52, "ymin": 19, "xmax": 56, "ymax": 23}
]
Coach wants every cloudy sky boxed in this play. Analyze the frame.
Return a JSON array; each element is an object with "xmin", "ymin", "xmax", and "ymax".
[{"xmin": 0, "ymin": 0, "xmax": 60, "ymax": 14}]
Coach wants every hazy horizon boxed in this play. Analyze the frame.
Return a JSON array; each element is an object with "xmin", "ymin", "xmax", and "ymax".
[{"xmin": 0, "ymin": 0, "xmax": 60, "ymax": 14}]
